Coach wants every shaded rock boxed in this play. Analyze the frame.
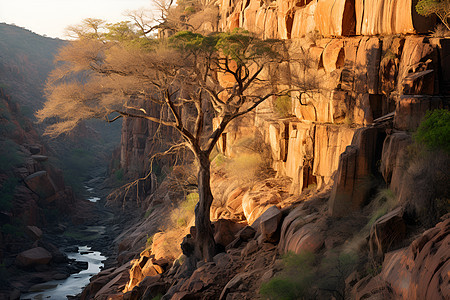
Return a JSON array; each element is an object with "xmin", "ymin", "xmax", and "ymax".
[
  {"xmin": 369, "ymin": 207, "xmax": 406, "ymax": 259},
  {"xmin": 379, "ymin": 132, "xmax": 412, "ymax": 188},
  {"xmin": 241, "ymin": 240, "xmax": 258, "ymax": 257},
  {"xmin": 31, "ymin": 155, "xmax": 48, "ymax": 162},
  {"xmin": 213, "ymin": 253, "xmax": 232, "ymax": 269},
  {"xmin": 214, "ymin": 219, "xmax": 246, "ymax": 248},
  {"xmin": 25, "ymin": 226, "xmax": 42, "ymax": 240},
  {"xmin": 28, "ymin": 145, "xmax": 42, "ymax": 155},
  {"xmin": 219, "ymin": 270, "xmax": 257, "ymax": 300},
  {"xmin": 236, "ymin": 226, "xmax": 256, "ymax": 241},
  {"xmin": 259, "ymin": 206, "xmax": 282, "ymax": 243},
  {"xmin": 15, "ymin": 247, "xmax": 52, "ymax": 267},
  {"xmin": 397, "ymin": 37, "xmax": 438, "ymax": 95},
  {"xmin": 393, "ymin": 96, "xmax": 443, "ymax": 131},
  {"xmin": 142, "ymin": 282, "xmax": 169, "ymax": 300},
  {"xmin": 329, "ymin": 127, "xmax": 380, "ymax": 217},
  {"xmin": 354, "ymin": 218, "xmax": 450, "ymax": 299},
  {"xmin": 24, "ymin": 171, "xmax": 57, "ymax": 200}
]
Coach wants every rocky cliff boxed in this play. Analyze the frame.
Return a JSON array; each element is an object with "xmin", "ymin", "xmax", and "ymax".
[
  {"xmin": 217, "ymin": 0, "xmax": 436, "ymax": 38},
  {"xmin": 93, "ymin": 2, "xmax": 449, "ymax": 299}
]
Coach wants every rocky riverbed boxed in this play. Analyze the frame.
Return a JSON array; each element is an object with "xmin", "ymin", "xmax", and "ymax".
[{"xmin": 0, "ymin": 176, "xmax": 129, "ymax": 300}]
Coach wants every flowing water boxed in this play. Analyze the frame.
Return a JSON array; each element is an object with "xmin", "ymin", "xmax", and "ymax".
[
  {"xmin": 21, "ymin": 184, "xmax": 107, "ymax": 299},
  {"xmin": 21, "ymin": 246, "xmax": 106, "ymax": 300}
]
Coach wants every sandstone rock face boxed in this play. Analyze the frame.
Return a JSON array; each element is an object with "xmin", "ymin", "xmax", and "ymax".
[
  {"xmin": 355, "ymin": 217, "xmax": 450, "ymax": 300},
  {"xmin": 380, "ymin": 132, "xmax": 412, "ymax": 194},
  {"xmin": 380, "ymin": 132, "xmax": 411, "ymax": 183},
  {"xmin": 119, "ymin": 99, "xmax": 178, "ymax": 184},
  {"xmin": 394, "ymin": 96, "xmax": 443, "ymax": 131},
  {"xmin": 15, "ymin": 247, "xmax": 52, "ymax": 267},
  {"xmin": 313, "ymin": 124, "xmax": 355, "ymax": 189},
  {"xmin": 329, "ymin": 127, "xmax": 381, "ymax": 217},
  {"xmin": 210, "ymin": 35, "xmax": 447, "ymax": 205},
  {"xmin": 218, "ymin": 0, "xmax": 434, "ymax": 38}
]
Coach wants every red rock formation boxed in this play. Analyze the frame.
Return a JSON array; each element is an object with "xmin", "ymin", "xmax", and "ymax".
[
  {"xmin": 218, "ymin": 0, "xmax": 436, "ymax": 38},
  {"xmin": 355, "ymin": 216, "xmax": 450, "ymax": 300}
]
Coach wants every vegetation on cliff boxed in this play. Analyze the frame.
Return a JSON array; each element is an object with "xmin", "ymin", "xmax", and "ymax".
[{"xmin": 36, "ymin": 14, "xmax": 294, "ymax": 261}]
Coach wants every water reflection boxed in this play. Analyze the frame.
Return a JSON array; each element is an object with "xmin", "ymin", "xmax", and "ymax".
[{"xmin": 21, "ymin": 246, "xmax": 106, "ymax": 299}]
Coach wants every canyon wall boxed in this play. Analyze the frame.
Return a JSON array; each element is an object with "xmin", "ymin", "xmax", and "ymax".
[
  {"xmin": 217, "ymin": 0, "xmax": 436, "ymax": 38},
  {"xmin": 217, "ymin": 35, "xmax": 448, "ymax": 214},
  {"xmin": 92, "ymin": 2, "xmax": 450, "ymax": 299}
]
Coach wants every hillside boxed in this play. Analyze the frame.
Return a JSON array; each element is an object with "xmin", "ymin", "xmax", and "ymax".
[{"xmin": 0, "ymin": 23, "xmax": 66, "ymax": 110}]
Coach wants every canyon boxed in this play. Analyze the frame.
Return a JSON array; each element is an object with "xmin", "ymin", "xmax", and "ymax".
[{"xmin": 0, "ymin": 0, "xmax": 449, "ymax": 298}]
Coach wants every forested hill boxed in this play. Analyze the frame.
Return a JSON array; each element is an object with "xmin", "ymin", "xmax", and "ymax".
[{"xmin": 0, "ymin": 23, "xmax": 66, "ymax": 111}]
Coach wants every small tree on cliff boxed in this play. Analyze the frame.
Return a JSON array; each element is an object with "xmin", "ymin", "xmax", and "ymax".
[
  {"xmin": 37, "ymin": 22, "xmax": 287, "ymax": 261},
  {"xmin": 416, "ymin": 0, "xmax": 450, "ymax": 30}
]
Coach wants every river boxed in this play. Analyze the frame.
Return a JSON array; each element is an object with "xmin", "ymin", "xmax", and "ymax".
[
  {"xmin": 21, "ymin": 246, "xmax": 106, "ymax": 300},
  {"xmin": 20, "ymin": 183, "xmax": 108, "ymax": 300}
]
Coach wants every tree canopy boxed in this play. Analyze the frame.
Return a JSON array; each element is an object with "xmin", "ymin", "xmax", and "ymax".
[
  {"xmin": 37, "ymin": 18, "xmax": 289, "ymax": 261},
  {"xmin": 416, "ymin": 0, "xmax": 450, "ymax": 30}
]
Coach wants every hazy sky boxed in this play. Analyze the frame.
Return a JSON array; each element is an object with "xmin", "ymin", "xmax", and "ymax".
[{"xmin": 0, "ymin": 0, "xmax": 153, "ymax": 39}]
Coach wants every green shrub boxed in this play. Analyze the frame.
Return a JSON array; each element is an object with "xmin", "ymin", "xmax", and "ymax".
[
  {"xmin": 260, "ymin": 277, "xmax": 299, "ymax": 300},
  {"xmin": 260, "ymin": 251, "xmax": 315, "ymax": 300},
  {"xmin": 414, "ymin": 109, "xmax": 450, "ymax": 153},
  {"xmin": 115, "ymin": 168, "xmax": 124, "ymax": 181},
  {"xmin": 415, "ymin": 0, "xmax": 450, "ymax": 30},
  {"xmin": 170, "ymin": 192, "xmax": 198, "ymax": 229},
  {"xmin": 146, "ymin": 234, "xmax": 154, "ymax": 249},
  {"xmin": 274, "ymin": 95, "xmax": 292, "ymax": 118},
  {"xmin": 367, "ymin": 188, "xmax": 397, "ymax": 226},
  {"xmin": 1, "ymin": 223, "xmax": 24, "ymax": 237},
  {"xmin": 151, "ymin": 294, "xmax": 162, "ymax": 300},
  {"xmin": 317, "ymin": 252, "xmax": 359, "ymax": 299}
]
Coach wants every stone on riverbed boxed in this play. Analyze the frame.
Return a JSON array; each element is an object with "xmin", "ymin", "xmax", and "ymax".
[{"xmin": 15, "ymin": 247, "xmax": 52, "ymax": 267}]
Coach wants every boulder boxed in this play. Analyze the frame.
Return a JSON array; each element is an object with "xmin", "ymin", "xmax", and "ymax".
[
  {"xmin": 236, "ymin": 226, "xmax": 256, "ymax": 241},
  {"xmin": 31, "ymin": 155, "xmax": 48, "ymax": 162},
  {"xmin": 15, "ymin": 247, "xmax": 52, "ymax": 267},
  {"xmin": 213, "ymin": 219, "xmax": 245, "ymax": 248},
  {"xmin": 225, "ymin": 187, "xmax": 247, "ymax": 217},
  {"xmin": 25, "ymin": 225, "xmax": 42, "ymax": 240},
  {"xmin": 369, "ymin": 207, "xmax": 406, "ymax": 259},
  {"xmin": 259, "ymin": 206, "xmax": 282, "ymax": 243},
  {"xmin": 241, "ymin": 240, "xmax": 259, "ymax": 257},
  {"xmin": 28, "ymin": 145, "xmax": 42, "ymax": 155},
  {"xmin": 280, "ymin": 219, "xmax": 324, "ymax": 255},
  {"xmin": 24, "ymin": 171, "xmax": 57, "ymax": 200}
]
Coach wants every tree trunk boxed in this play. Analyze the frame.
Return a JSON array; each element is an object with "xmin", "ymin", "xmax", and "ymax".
[{"xmin": 195, "ymin": 151, "xmax": 216, "ymax": 262}]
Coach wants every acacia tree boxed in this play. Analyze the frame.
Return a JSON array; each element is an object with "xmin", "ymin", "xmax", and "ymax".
[
  {"xmin": 37, "ymin": 22, "xmax": 288, "ymax": 261},
  {"xmin": 416, "ymin": 0, "xmax": 450, "ymax": 30}
]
